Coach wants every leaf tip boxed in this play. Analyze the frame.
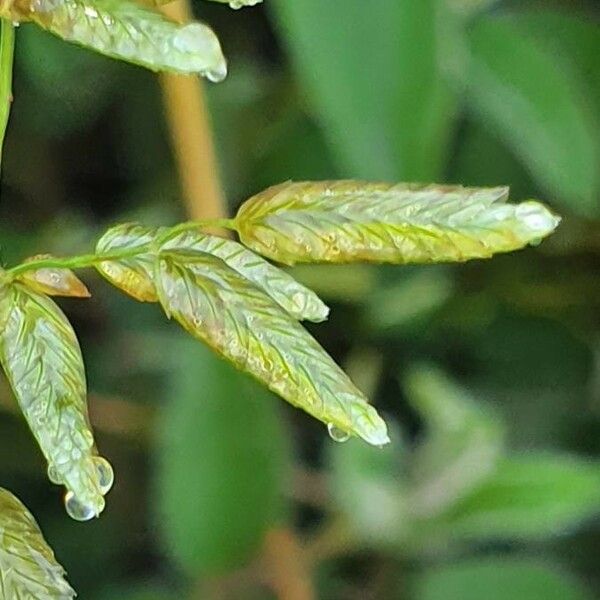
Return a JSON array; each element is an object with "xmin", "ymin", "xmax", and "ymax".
[{"xmin": 515, "ymin": 200, "xmax": 562, "ymax": 241}]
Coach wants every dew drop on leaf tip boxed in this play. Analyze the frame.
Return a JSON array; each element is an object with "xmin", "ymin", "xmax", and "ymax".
[
  {"xmin": 327, "ymin": 423, "xmax": 350, "ymax": 443},
  {"xmin": 93, "ymin": 456, "xmax": 115, "ymax": 495},
  {"xmin": 64, "ymin": 491, "xmax": 103, "ymax": 522}
]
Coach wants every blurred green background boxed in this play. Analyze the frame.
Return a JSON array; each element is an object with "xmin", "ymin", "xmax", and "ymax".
[{"xmin": 1, "ymin": 0, "xmax": 599, "ymax": 598}]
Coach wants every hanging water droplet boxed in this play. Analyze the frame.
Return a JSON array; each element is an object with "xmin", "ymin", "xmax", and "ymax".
[
  {"xmin": 47, "ymin": 464, "xmax": 62, "ymax": 485},
  {"xmin": 228, "ymin": 0, "xmax": 261, "ymax": 7},
  {"xmin": 93, "ymin": 456, "xmax": 115, "ymax": 495},
  {"xmin": 204, "ymin": 61, "xmax": 228, "ymax": 84},
  {"xmin": 327, "ymin": 423, "xmax": 350, "ymax": 443},
  {"xmin": 64, "ymin": 491, "xmax": 101, "ymax": 522}
]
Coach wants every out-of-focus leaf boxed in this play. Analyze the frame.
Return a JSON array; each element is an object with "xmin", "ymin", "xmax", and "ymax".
[
  {"xmin": 236, "ymin": 181, "xmax": 560, "ymax": 265},
  {"xmin": 364, "ymin": 268, "xmax": 454, "ymax": 333},
  {"xmin": 157, "ymin": 340, "xmax": 288, "ymax": 575},
  {"xmin": 155, "ymin": 230, "xmax": 389, "ymax": 446},
  {"xmin": 167, "ymin": 232, "xmax": 329, "ymax": 322},
  {"xmin": 271, "ymin": 0, "xmax": 457, "ymax": 180},
  {"xmin": 287, "ymin": 264, "xmax": 376, "ymax": 304},
  {"xmin": 18, "ymin": 255, "xmax": 90, "ymax": 298},
  {"xmin": 5, "ymin": 0, "xmax": 227, "ymax": 80},
  {"xmin": 0, "ymin": 488, "xmax": 75, "ymax": 599},
  {"xmin": 403, "ymin": 365, "xmax": 504, "ymax": 517},
  {"xmin": 499, "ymin": 9, "xmax": 600, "ymax": 114},
  {"xmin": 437, "ymin": 453, "xmax": 600, "ymax": 541},
  {"xmin": 413, "ymin": 557, "xmax": 593, "ymax": 600},
  {"xmin": 0, "ymin": 283, "xmax": 112, "ymax": 521},
  {"xmin": 462, "ymin": 18, "xmax": 600, "ymax": 216},
  {"xmin": 329, "ymin": 424, "xmax": 407, "ymax": 547},
  {"xmin": 96, "ymin": 223, "xmax": 159, "ymax": 303}
]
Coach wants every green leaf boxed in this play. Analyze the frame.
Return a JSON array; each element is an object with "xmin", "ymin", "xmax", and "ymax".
[
  {"xmin": 364, "ymin": 268, "xmax": 454, "ymax": 333},
  {"xmin": 411, "ymin": 557, "xmax": 590, "ymax": 600},
  {"xmin": 413, "ymin": 558, "xmax": 593, "ymax": 600},
  {"xmin": 155, "ymin": 230, "xmax": 389, "ymax": 446},
  {"xmin": 157, "ymin": 340, "xmax": 288, "ymax": 575},
  {"xmin": 18, "ymin": 255, "xmax": 91, "ymax": 298},
  {"xmin": 329, "ymin": 425, "xmax": 407, "ymax": 547},
  {"xmin": 96, "ymin": 223, "xmax": 159, "ymax": 303},
  {"xmin": 0, "ymin": 283, "xmax": 113, "ymax": 521},
  {"xmin": 438, "ymin": 453, "xmax": 600, "ymax": 541},
  {"xmin": 6, "ymin": 0, "xmax": 227, "ymax": 80},
  {"xmin": 503, "ymin": 9, "xmax": 600, "ymax": 116},
  {"xmin": 235, "ymin": 181, "xmax": 560, "ymax": 265},
  {"xmin": 271, "ymin": 0, "xmax": 458, "ymax": 180},
  {"xmin": 0, "ymin": 488, "xmax": 76, "ymax": 599},
  {"xmin": 462, "ymin": 17, "xmax": 600, "ymax": 216},
  {"xmin": 161, "ymin": 231, "xmax": 329, "ymax": 322},
  {"xmin": 403, "ymin": 365, "xmax": 504, "ymax": 518}
]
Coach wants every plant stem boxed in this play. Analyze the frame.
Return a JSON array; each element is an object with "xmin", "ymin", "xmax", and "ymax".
[
  {"xmin": 0, "ymin": 19, "xmax": 15, "ymax": 168},
  {"xmin": 159, "ymin": 0, "xmax": 227, "ymax": 224},
  {"xmin": 3, "ymin": 217, "xmax": 238, "ymax": 279}
]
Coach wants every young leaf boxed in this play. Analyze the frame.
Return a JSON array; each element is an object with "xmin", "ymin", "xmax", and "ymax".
[
  {"xmin": 155, "ymin": 231, "xmax": 389, "ymax": 446},
  {"xmin": 161, "ymin": 231, "xmax": 329, "ymax": 322},
  {"xmin": 0, "ymin": 283, "xmax": 113, "ymax": 521},
  {"xmin": 0, "ymin": 488, "xmax": 76, "ymax": 599},
  {"xmin": 18, "ymin": 255, "xmax": 91, "ymax": 298},
  {"xmin": 7, "ymin": 0, "xmax": 227, "ymax": 80},
  {"xmin": 96, "ymin": 223, "xmax": 159, "ymax": 302},
  {"xmin": 235, "ymin": 181, "xmax": 560, "ymax": 265}
]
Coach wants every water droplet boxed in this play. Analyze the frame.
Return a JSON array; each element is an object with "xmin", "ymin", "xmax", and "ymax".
[
  {"xmin": 64, "ymin": 492, "xmax": 101, "ymax": 522},
  {"xmin": 93, "ymin": 457, "xmax": 114, "ymax": 495},
  {"xmin": 204, "ymin": 62, "xmax": 228, "ymax": 84},
  {"xmin": 47, "ymin": 464, "xmax": 62, "ymax": 484},
  {"xmin": 327, "ymin": 423, "xmax": 350, "ymax": 443},
  {"xmin": 228, "ymin": 0, "xmax": 261, "ymax": 7}
]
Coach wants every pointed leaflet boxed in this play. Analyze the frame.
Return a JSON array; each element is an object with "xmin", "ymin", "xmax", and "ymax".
[
  {"xmin": 155, "ymin": 231, "xmax": 389, "ymax": 446},
  {"xmin": 162, "ymin": 231, "xmax": 329, "ymax": 322},
  {"xmin": 0, "ymin": 488, "xmax": 75, "ymax": 599},
  {"xmin": 96, "ymin": 223, "xmax": 159, "ymax": 302},
  {"xmin": 18, "ymin": 255, "xmax": 90, "ymax": 298},
  {"xmin": 235, "ymin": 181, "xmax": 560, "ymax": 265},
  {"xmin": 3, "ymin": 0, "xmax": 227, "ymax": 80},
  {"xmin": 0, "ymin": 283, "xmax": 112, "ymax": 521}
]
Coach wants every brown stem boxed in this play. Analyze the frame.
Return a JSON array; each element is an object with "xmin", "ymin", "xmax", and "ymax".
[
  {"xmin": 159, "ymin": 0, "xmax": 227, "ymax": 223},
  {"xmin": 263, "ymin": 528, "xmax": 316, "ymax": 600}
]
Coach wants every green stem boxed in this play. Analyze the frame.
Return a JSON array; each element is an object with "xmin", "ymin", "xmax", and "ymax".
[
  {"xmin": 4, "ymin": 218, "xmax": 239, "ymax": 279},
  {"xmin": 0, "ymin": 19, "xmax": 15, "ymax": 167}
]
